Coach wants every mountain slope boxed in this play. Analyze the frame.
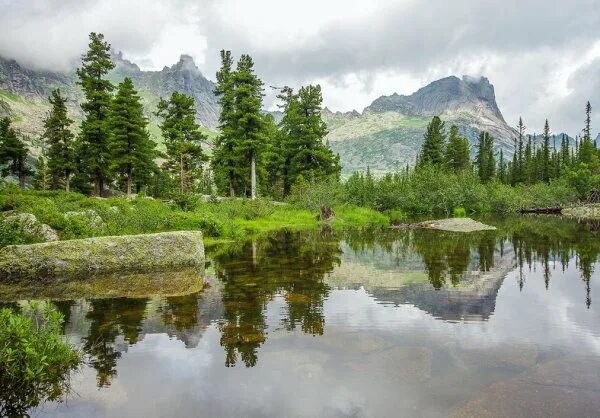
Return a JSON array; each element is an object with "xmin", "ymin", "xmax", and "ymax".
[
  {"xmin": 0, "ymin": 53, "xmax": 220, "ymax": 145},
  {"xmin": 324, "ymin": 76, "xmax": 518, "ymax": 175}
]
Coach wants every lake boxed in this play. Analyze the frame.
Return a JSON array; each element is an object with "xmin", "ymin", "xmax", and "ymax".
[{"xmin": 4, "ymin": 215, "xmax": 600, "ymax": 417}]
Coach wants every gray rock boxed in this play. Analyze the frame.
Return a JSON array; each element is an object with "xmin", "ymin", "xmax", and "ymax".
[
  {"xmin": 0, "ymin": 230, "xmax": 205, "ymax": 282},
  {"xmin": 2, "ymin": 212, "xmax": 58, "ymax": 242}
]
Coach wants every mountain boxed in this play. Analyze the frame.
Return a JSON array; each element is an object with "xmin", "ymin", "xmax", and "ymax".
[
  {"xmin": 323, "ymin": 76, "xmax": 519, "ymax": 175},
  {"xmin": 1, "ymin": 54, "xmax": 521, "ymax": 175},
  {"xmin": 0, "ymin": 53, "xmax": 220, "ymax": 147}
]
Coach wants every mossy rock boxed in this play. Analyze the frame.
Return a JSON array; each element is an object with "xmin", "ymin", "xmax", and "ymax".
[
  {"xmin": 2, "ymin": 212, "xmax": 58, "ymax": 242},
  {"xmin": 0, "ymin": 231, "xmax": 204, "ymax": 282},
  {"xmin": 418, "ymin": 218, "xmax": 496, "ymax": 232}
]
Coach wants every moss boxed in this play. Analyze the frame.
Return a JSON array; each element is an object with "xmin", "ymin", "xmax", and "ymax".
[{"xmin": 0, "ymin": 231, "xmax": 204, "ymax": 282}]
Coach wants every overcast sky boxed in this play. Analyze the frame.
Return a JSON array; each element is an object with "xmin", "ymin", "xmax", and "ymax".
[{"xmin": 1, "ymin": 0, "xmax": 600, "ymax": 135}]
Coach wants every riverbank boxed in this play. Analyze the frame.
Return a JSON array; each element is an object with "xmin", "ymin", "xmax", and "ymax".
[{"xmin": 0, "ymin": 188, "xmax": 389, "ymax": 246}]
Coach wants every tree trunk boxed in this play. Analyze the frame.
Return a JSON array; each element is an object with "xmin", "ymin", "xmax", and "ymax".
[
  {"xmin": 98, "ymin": 176, "xmax": 104, "ymax": 198},
  {"xmin": 126, "ymin": 167, "xmax": 132, "ymax": 198},
  {"xmin": 19, "ymin": 174, "xmax": 25, "ymax": 189},
  {"xmin": 180, "ymin": 154, "xmax": 185, "ymax": 194},
  {"xmin": 65, "ymin": 174, "xmax": 70, "ymax": 193},
  {"xmin": 250, "ymin": 153, "xmax": 256, "ymax": 200},
  {"xmin": 93, "ymin": 177, "xmax": 100, "ymax": 197}
]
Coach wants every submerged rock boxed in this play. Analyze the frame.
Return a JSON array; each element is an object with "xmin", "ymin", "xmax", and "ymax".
[
  {"xmin": 0, "ymin": 231, "xmax": 204, "ymax": 282},
  {"xmin": 418, "ymin": 218, "xmax": 496, "ymax": 232},
  {"xmin": 2, "ymin": 212, "xmax": 58, "ymax": 242}
]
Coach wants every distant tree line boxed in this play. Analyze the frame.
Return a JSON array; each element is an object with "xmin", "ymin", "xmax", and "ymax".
[{"xmin": 0, "ymin": 33, "xmax": 340, "ymax": 199}]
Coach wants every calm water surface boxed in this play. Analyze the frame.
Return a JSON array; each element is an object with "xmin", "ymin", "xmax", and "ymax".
[{"xmin": 5, "ymin": 216, "xmax": 600, "ymax": 417}]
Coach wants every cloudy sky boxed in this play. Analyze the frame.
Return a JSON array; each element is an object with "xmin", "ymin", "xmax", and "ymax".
[{"xmin": 1, "ymin": 0, "xmax": 600, "ymax": 135}]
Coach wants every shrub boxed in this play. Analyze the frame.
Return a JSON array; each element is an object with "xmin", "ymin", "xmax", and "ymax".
[
  {"xmin": 0, "ymin": 303, "xmax": 80, "ymax": 416},
  {"xmin": 453, "ymin": 207, "xmax": 467, "ymax": 218}
]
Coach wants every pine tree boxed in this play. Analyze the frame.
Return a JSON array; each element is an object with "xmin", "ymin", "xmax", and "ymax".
[
  {"xmin": 524, "ymin": 134, "xmax": 533, "ymax": 184},
  {"xmin": 156, "ymin": 92, "xmax": 207, "ymax": 194},
  {"xmin": 0, "ymin": 118, "xmax": 31, "ymax": 187},
  {"xmin": 42, "ymin": 89, "xmax": 75, "ymax": 191},
  {"xmin": 475, "ymin": 131, "xmax": 495, "ymax": 182},
  {"xmin": 419, "ymin": 116, "xmax": 446, "ymax": 166},
  {"xmin": 212, "ymin": 50, "xmax": 242, "ymax": 197},
  {"xmin": 32, "ymin": 155, "xmax": 51, "ymax": 190},
  {"xmin": 232, "ymin": 54, "xmax": 266, "ymax": 200},
  {"xmin": 77, "ymin": 32, "xmax": 115, "ymax": 196},
  {"xmin": 444, "ymin": 125, "xmax": 470, "ymax": 172},
  {"xmin": 109, "ymin": 78, "xmax": 157, "ymax": 197},
  {"xmin": 498, "ymin": 149, "xmax": 507, "ymax": 183},
  {"xmin": 542, "ymin": 119, "xmax": 551, "ymax": 182},
  {"xmin": 579, "ymin": 101, "xmax": 598, "ymax": 169},
  {"xmin": 278, "ymin": 84, "xmax": 340, "ymax": 195}
]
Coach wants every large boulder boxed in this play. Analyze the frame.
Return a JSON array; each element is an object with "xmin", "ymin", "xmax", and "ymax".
[
  {"xmin": 2, "ymin": 212, "xmax": 58, "ymax": 242},
  {"xmin": 0, "ymin": 231, "xmax": 204, "ymax": 282}
]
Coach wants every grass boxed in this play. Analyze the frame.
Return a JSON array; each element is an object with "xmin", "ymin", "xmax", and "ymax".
[{"xmin": 0, "ymin": 187, "xmax": 390, "ymax": 246}]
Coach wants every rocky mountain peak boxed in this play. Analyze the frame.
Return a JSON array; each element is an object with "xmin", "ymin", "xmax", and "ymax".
[{"xmin": 366, "ymin": 75, "xmax": 505, "ymax": 123}]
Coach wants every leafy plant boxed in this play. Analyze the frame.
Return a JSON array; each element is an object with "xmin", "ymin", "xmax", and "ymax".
[{"xmin": 0, "ymin": 303, "xmax": 80, "ymax": 417}]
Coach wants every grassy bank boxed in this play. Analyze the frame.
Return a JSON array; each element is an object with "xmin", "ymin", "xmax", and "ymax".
[{"xmin": 0, "ymin": 187, "xmax": 389, "ymax": 246}]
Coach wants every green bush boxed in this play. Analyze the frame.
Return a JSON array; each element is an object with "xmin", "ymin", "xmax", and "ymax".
[
  {"xmin": 453, "ymin": 207, "xmax": 467, "ymax": 218},
  {"xmin": 0, "ymin": 303, "xmax": 80, "ymax": 416}
]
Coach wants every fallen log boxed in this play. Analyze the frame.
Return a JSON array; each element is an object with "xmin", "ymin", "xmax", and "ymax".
[
  {"xmin": 519, "ymin": 207, "xmax": 563, "ymax": 214},
  {"xmin": 0, "ymin": 231, "xmax": 205, "ymax": 282}
]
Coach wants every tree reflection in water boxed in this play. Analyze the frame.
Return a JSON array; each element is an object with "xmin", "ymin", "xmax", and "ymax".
[{"xmin": 212, "ymin": 229, "xmax": 341, "ymax": 367}]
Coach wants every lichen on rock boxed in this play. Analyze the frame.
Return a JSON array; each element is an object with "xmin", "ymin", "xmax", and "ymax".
[
  {"xmin": 0, "ymin": 230, "xmax": 205, "ymax": 282},
  {"xmin": 2, "ymin": 212, "xmax": 58, "ymax": 242}
]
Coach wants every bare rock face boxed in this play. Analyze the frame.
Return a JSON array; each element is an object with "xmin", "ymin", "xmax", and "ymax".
[
  {"xmin": 0, "ymin": 231, "xmax": 205, "ymax": 282},
  {"xmin": 418, "ymin": 218, "xmax": 497, "ymax": 233},
  {"xmin": 2, "ymin": 212, "xmax": 58, "ymax": 242}
]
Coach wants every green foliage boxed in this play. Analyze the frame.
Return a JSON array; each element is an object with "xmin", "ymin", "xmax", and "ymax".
[
  {"xmin": 453, "ymin": 207, "xmax": 467, "ymax": 217},
  {"xmin": 286, "ymin": 176, "xmax": 345, "ymax": 211},
  {"xmin": 110, "ymin": 78, "xmax": 157, "ymax": 196},
  {"xmin": 156, "ymin": 92, "xmax": 207, "ymax": 194},
  {"xmin": 76, "ymin": 32, "xmax": 115, "ymax": 196},
  {"xmin": 0, "ymin": 303, "xmax": 80, "ymax": 416},
  {"xmin": 277, "ymin": 85, "xmax": 341, "ymax": 195},
  {"xmin": 0, "ymin": 117, "xmax": 31, "ymax": 187},
  {"xmin": 418, "ymin": 116, "xmax": 446, "ymax": 166},
  {"xmin": 444, "ymin": 125, "xmax": 470, "ymax": 172},
  {"xmin": 43, "ymin": 89, "xmax": 75, "ymax": 191},
  {"xmin": 475, "ymin": 131, "xmax": 495, "ymax": 182}
]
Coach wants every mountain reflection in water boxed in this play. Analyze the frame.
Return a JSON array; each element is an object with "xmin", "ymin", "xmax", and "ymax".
[{"xmin": 2, "ymin": 215, "xmax": 599, "ymax": 417}]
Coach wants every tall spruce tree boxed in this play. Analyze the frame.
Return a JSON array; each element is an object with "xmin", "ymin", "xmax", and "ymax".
[
  {"xmin": 419, "ymin": 116, "xmax": 446, "ymax": 166},
  {"xmin": 109, "ymin": 78, "xmax": 157, "ymax": 197},
  {"xmin": 212, "ymin": 50, "xmax": 242, "ymax": 197},
  {"xmin": 156, "ymin": 92, "xmax": 207, "ymax": 194},
  {"xmin": 77, "ymin": 32, "xmax": 115, "ymax": 196},
  {"xmin": 444, "ymin": 125, "xmax": 470, "ymax": 172},
  {"xmin": 278, "ymin": 84, "xmax": 340, "ymax": 195},
  {"xmin": 32, "ymin": 155, "xmax": 50, "ymax": 190},
  {"xmin": 0, "ymin": 118, "xmax": 31, "ymax": 188},
  {"xmin": 42, "ymin": 89, "xmax": 75, "ymax": 191},
  {"xmin": 475, "ymin": 131, "xmax": 495, "ymax": 182},
  {"xmin": 579, "ymin": 101, "xmax": 598, "ymax": 169},
  {"xmin": 232, "ymin": 54, "xmax": 265, "ymax": 199},
  {"xmin": 542, "ymin": 119, "xmax": 551, "ymax": 182}
]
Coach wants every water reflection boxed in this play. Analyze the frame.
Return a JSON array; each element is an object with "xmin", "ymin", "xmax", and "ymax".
[
  {"xmin": 1, "ymin": 216, "xmax": 599, "ymax": 416},
  {"xmin": 212, "ymin": 230, "xmax": 340, "ymax": 367}
]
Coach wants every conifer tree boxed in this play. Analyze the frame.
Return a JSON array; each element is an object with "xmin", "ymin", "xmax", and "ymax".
[
  {"xmin": 42, "ymin": 89, "xmax": 75, "ymax": 191},
  {"xmin": 579, "ymin": 101, "xmax": 598, "ymax": 169},
  {"xmin": 542, "ymin": 119, "xmax": 551, "ymax": 182},
  {"xmin": 0, "ymin": 118, "xmax": 31, "ymax": 188},
  {"xmin": 32, "ymin": 155, "xmax": 50, "ymax": 190},
  {"xmin": 232, "ymin": 55, "xmax": 266, "ymax": 200},
  {"xmin": 156, "ymin": 92, "xmax": 207, "ymax": 194},
  {"xmin": 278, "ymin": 84, "xmax": 340, "ymax": 195},
  {"xmin": 444, "ymin": 125, "xmax": 470, "ymax": 172},
  {"xmin": 212, "ymin": 50, "xmax": 242, "ymax": 196},
  {"xmin": 475, "ymin": 131, "xmax": 495, "ymax": 182},
  {"xmin": 419, "ymin": 116, "xmax": 446, "ymax": 166},
  {"xmin": 524, "ymin": 134, "xmax": 533, "ymax": 184},
  {"xmin": 109, "ymin": 78, "xmax": 157, "ymax": 197},
  {"xmin": 77, "ymin": 32, "xmax": 115, "ymax": 196}
]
